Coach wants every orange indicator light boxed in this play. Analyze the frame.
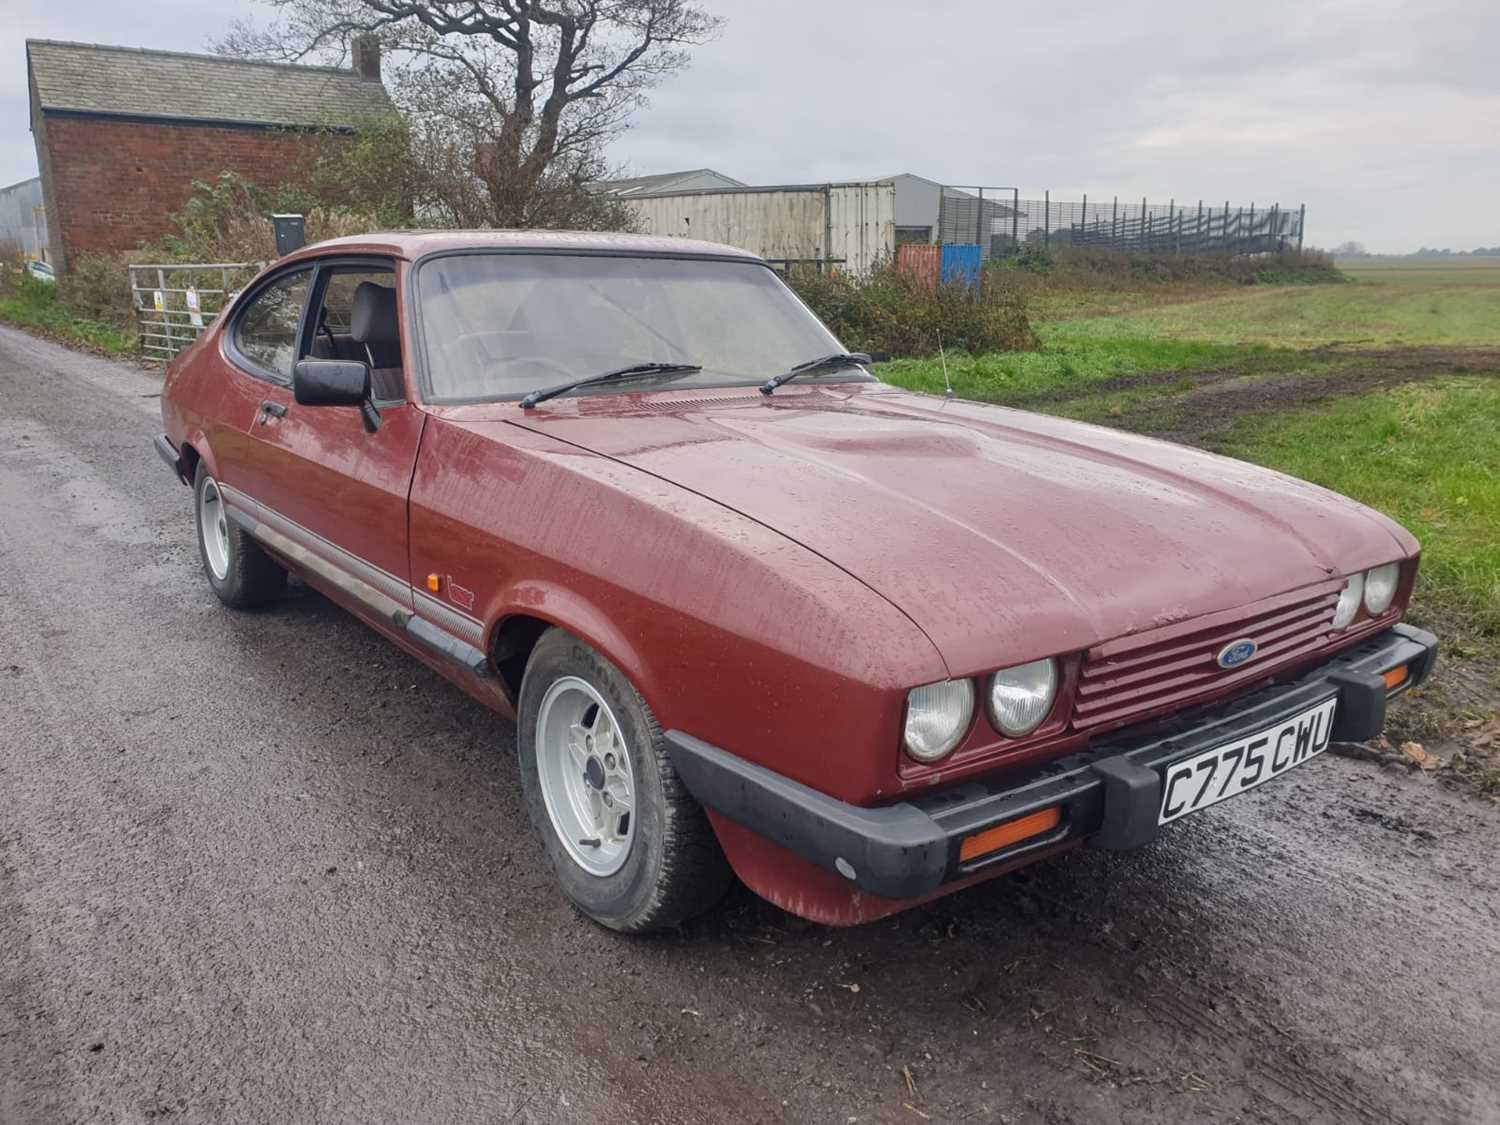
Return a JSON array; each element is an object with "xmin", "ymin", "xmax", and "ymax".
[{"xmin": 959, "ymin": 806, "xmax": 1063, "ymax": 863}]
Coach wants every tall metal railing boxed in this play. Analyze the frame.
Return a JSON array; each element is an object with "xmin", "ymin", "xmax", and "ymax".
[
  {"xmin": 936, "ymin": 189, "xmax": 1305, "ymax": 258},
  {"xmin": 936, "ymin": 186, "xmax": 1021, "ymax": 260},
  {"xmin": 1016, "ymin": 196, "xmax": 1303, "ymax": 256},
  {"xmin": 128, "ymin": 262, "xmax": 260, "ymax": 361}
]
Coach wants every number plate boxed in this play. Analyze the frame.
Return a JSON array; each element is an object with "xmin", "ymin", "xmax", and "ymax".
[{"xmin": 1158, "ymin": 696, "xmax": 1338, "ymax": 825}]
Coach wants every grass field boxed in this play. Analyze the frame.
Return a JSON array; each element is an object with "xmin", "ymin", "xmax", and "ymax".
[
  {"xmin": 1222, "ymin": 378, "xmax": 1500, "ymax": 640},
  {"xmin": 881, "ymin": 259, "xmax": 1500, "ymax": 783}
]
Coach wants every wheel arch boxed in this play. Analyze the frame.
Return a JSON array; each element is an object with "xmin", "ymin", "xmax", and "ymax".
[
  {"xmin": 177, "ymin": 430, "xmax": 219, "ymax": 483},
  {"xmin": 490, "ymin": 612, "xmax": 551, "ymax": 703},
  {"xmin": 486, "ymin": 584, "xmax": 657, "ymax": 713}
]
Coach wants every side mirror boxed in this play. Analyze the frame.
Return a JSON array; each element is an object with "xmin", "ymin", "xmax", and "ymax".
[
  {"xmin": 868, "ymin": 351, "xmax": 892, "ymax": 364},
  {"xmin": 293, "ymin": 359, "xmax": 370, "ymax": 407}
]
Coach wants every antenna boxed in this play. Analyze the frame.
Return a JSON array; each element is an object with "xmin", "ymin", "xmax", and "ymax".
[{"xmin": 937, "ymin": 330, "xmax": 953, "ymax": 397}]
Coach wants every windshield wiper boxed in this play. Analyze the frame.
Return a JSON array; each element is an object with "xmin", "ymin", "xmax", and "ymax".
[
  {"xmin": 759, "ymin": 352, "xmax": 872, "ymax": 395},
  {"xmin": 519, "ymin": 362, "xmax": 703, "ymax": 409}
]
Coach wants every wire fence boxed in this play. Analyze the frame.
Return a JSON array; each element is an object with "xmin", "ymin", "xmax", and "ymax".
[
  {"xmin": 935, "ymin": 187, "xmax": 1021, "ymax": 259},
  {"xmin": 937, "ymin": 189, "xmax": 1305, "ymax": 259}
]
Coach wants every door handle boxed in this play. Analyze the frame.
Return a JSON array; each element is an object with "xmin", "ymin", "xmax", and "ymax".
[{"xmin": 260, "ymin": 401, "xmax": 287, "ymax": 420}]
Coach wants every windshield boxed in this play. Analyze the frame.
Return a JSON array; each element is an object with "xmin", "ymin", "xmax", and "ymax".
[{"xmin": 415, "ymin": 253, "xmax": 855, "ymax": 402}]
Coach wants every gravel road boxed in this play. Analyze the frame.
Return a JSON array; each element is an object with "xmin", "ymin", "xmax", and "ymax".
[{"xmin": 2, "ymin": 325, "xmax": 1497, "ymax": 1125}]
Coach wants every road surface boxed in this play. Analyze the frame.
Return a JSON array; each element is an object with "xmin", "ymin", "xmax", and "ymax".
[{"xmin": 2, "ymin": 325, "xmax": 1497, "ymax": 1125}]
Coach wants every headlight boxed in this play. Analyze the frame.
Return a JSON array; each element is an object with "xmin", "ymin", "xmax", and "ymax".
[
  {"xmin": 987, "ymin": 658, "xmax": 1059, "ymax": 737},
  {"xmin": 1332, "ymin": 572, "xmax": 1365, "ymax": 630},
  {"xmin": 1364, "ymin": 563, "xmax": 1400, "ymax": 615},
  {"xmin": 903, "ymin": 680, "xmax": 974, "ymax": 762}
]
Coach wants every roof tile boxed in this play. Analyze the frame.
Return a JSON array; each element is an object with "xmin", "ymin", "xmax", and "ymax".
[{"xmin": 27, "ymin": 39, "xmax": 392, "ymax": 130}]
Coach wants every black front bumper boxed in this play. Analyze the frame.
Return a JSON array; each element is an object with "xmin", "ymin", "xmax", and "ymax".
[{"xmin": 666, "ymin": 624, "xmax": 1437, "ymax": 901}]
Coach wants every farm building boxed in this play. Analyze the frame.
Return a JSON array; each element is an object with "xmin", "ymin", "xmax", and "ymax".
[
  {"xmin": 593, "ymin": 168, "xmax": 745, "ymax": 196},
  {"xmin": 879, "ymin": 172, "xmax": 1021, "ymax": 251},
  {"xmin": 0, "ymin": 176, "xmax": 48, "ymax": 262},
  {"xmin": 25, "ymin": 38, "xmax": 393, "ymax": 273},
  {"xmin": 609, "ymin": 181, "xmax": 896, "ymax": 277}
]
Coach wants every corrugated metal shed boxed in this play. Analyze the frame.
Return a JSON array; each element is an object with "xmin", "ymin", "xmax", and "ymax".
[
  {"xmin": 620, "ymin": 182, "xmax": 895, "ymax": 276},
  {"xmin": 0, "ymin": 177, "xmax": 48, "ymax": 260},
  {"xmin": 595, "ymin": 169, "xmax": 746, "ymax": 196}
]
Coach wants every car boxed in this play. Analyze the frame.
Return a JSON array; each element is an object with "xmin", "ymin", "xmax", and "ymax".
[
  {"xmin": 154, "ymin": 230, "xmax": 1438, "ymax": 932},
  {"xmin": 26, "ymin": 259, "xmax": 55, "ymax": 283}
]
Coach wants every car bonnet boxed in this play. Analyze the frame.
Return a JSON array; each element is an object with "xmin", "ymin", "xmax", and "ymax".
[{"xmin": 501, "ymin": 384, "xmax": 1416, "ymax": 674}]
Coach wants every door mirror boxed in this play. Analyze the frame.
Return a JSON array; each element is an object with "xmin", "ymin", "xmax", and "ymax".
[{"xmin": 293, "ymin": 359, "xmax": 370, "ymax": 407}]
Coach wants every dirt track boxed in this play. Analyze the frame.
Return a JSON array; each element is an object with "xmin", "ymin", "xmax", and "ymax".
[
  {"xmin": 2, "ymin": 325, "xmax": 1498, "ymax": 1125},
  {"xmin": 1041, "ymin": 345, "xmax": 1500, "ymax": 448}
]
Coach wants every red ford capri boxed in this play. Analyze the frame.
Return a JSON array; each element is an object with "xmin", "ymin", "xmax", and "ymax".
[{"xmin": 155, "ymin": 231, "xmax": 1437, "ymax": 931}]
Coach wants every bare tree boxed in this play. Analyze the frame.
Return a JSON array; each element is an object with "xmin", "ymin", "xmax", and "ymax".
[{"xmin": 219, "ymin": 1, "xmax": 719, "ymax": 227}]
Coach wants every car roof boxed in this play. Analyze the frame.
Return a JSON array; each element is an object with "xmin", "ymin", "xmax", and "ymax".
[{"xmin": 284, "ymin": 229, "xmax": 765, "ymax": 263}]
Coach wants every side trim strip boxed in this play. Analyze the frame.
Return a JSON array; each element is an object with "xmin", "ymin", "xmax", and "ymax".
[
  {"xmin": 414, "ymin": 589, "xmax": 485, "ymax": 646},
  {"xmin": 220, "ymin": 484, "xmax": 413, "ymax": 606},
  {"xmin": 227, "ymin": 507, "xmax": 411, "ymax": 627},
  {"xmin": 407, "ymin": 615, "xmax": 491, "ymax": 677},
  {"xmin": 220, "ymin": 486, "xmax": 491, "ymax": 679}
]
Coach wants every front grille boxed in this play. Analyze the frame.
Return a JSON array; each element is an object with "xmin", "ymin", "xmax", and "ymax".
[{"xmin": 1073, "ymin": 583, "xmax": 1341, "ymax": 733}]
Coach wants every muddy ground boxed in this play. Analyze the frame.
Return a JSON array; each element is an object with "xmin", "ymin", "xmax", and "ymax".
[
  {"xmin": 2, "ymin": 326, "xmax": 1498, "ymax": 1125},
  {"xmin": 1019, "ymin": 346, "xmax": 1500, "ymax": 445}
]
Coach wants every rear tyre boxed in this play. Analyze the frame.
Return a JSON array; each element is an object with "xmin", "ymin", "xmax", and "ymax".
[
  {"xmin": 193, "ymin": 463, "xmax": 285, "ymax": 609},
  {"xmin": 518, "ymin": 628, "xmax": 732, "ymax": 933}
]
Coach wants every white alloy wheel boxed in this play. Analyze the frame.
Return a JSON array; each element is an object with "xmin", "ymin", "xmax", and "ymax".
[
  {"xmin": 197, "ymin": 475, "xmax": 231, "ymax": 581},
  {"xmin": 534, "ymin": 675, "xmax": 637, "ymax": 877}
]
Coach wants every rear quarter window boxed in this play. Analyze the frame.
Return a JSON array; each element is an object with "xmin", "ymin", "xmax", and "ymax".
[{"xmin": 235, "ymin": 269, "xmax": 311, "ymax": 380}]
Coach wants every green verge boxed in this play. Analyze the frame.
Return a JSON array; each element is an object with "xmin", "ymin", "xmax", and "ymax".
[
  {"xmin": 878, "ymin": 322, "xmax": 1271, "ymax": 403},
  {"xmin": 0, "ymin": 276, "xmax": 137, "ymax": 356},
  {"xmin": 883, "ymin": 263, "xmax": 1500, "ymax": 396},
  {"xmin": 1218, "ymin": 378, "xmax": 1500, "ymax": 650}
]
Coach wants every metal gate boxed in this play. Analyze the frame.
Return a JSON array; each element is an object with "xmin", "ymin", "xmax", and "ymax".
[{"xmin": 129, "ymin": 262, "xmax": 259, "ymax": 361}]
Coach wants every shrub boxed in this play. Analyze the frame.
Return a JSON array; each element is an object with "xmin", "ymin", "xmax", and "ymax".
[
  {"xmin": 7, "ymin": 270, "xmax": 59, "ymax": 307},
  {"xmin": 144, "ymin": 172, "xmax": 384, "ymax": 264},
  {"xmin": 989, "ymin": 245, "xmax": 1344, "ymax": 289},
  {"xmin": 1008, "ymin": 245, "xmax": 1055, "ymax": 275},
  {"xmin": 787, "ymin": 265, "xmax": 1039, "ymax": 358},
  {"xmin": 58, "ymin": 252, "xmax": 135, "ymax": 326},
  {"xmin": 1249, "ymin": 248, "xmax": 1345, "ymax": 285}
]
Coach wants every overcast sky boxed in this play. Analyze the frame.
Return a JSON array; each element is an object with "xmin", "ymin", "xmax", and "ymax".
[{"xmin": 5, "ymin": 0, "xmax": 1497, "ymax": 252}]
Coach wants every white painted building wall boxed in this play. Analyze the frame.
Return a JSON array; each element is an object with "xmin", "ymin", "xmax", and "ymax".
[{"xmin": 622, "ymin": 182, "xmax": 895, "ymax": 276}]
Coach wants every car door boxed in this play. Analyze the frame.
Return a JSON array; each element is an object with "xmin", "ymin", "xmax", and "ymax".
[{"xmin": 219, "ymin": 256, "xmax": 423, "ymax": 611}]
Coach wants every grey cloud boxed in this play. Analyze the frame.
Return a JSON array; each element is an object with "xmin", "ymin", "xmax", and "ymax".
[{"xmin": 2, "ymin": 0, "xmax": 1495, "ymax": 250}]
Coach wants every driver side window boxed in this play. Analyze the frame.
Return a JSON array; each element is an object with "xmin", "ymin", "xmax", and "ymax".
[
  {"xmin": 235, "ymin": 269, "xmax": 311, "ymax": 382},
  {"xmin": 302, "ymin": 265, "xmax": 404, "ymax": 404}
]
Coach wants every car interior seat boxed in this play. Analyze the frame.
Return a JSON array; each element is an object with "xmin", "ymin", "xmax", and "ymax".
[{"xmin": 351, "ymin": 282, "xmax": 404, "ymax": 401}]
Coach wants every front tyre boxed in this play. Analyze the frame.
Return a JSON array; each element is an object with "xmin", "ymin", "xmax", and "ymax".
[
  {"xmin": 518, "ymin": 629, "xmax": 731, "ymax": 933},
  {"xmin": 193, "ymin": 463, "xmax": 285, "ymax": 609}
]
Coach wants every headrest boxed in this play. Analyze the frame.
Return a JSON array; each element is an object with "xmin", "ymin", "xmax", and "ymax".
[{"xmin": 351, "ymin": 282, "xmax": 398, "ymax": 347}]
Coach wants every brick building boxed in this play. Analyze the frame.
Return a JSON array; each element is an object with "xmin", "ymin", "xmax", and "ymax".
[{"xmin": 26, "ymin": 39, "xmax": 392, "ymax": 273}]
